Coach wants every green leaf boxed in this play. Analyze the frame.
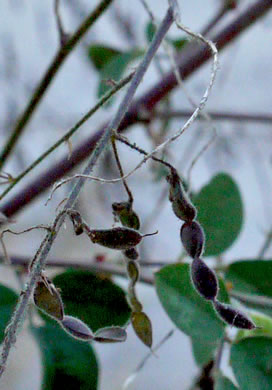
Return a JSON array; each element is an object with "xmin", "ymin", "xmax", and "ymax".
[
  {"xmin": 226, "ymin": 260, "xmax": 272, "ymax": 316},
  {"xmin": 88, "ymin": 44, "xmax": 121, "ymax": 70},
  {"xmin": 215, "ymin": 375, "xmax": 238, "ymax": 390},
  {"xmin": 34, "ymin": 323, "xmax": 98, "ymax": 390},
  {"xmin": 155, "ymin": 264, "xmax": 229, "ymax": 344},
  {"xmin": 145, "ymin": 21, "xmax": 156, "ymax": 42},
  {"xmin": 98, "ymin": 49, "xmax": 143, "ymax": 98},
  {"xmin": 193, "ymin": 173, "xmax": 243, "ymax": 256},
  {"xmin": 191, "ymin": 337, "xmax": 215, "ymax": 366},
  {"xmin": 53, "ymin": 270, "xmax": 131, "ymax": 332},
  {"xmin": 231, "ymin": 337, "xmax": 272, "ymax": 390},
  {"xmin": 171, "ymin": 38, "xmax": 187, "ymax": 50},
  {"xmin": 0, "ymin": 284, "xmax": 18, "ymax": 342}
]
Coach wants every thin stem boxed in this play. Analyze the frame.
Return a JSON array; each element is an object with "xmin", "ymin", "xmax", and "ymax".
[
  {"xmin": 0, "ymin": 0, "xmax": 114, "ymax": 170},
  {"xmin": 0, "ymin": 7, "xmax": 174, "ymax": 377},
  {"xmin": 155, "ymin": 109, "xmax": 272, "ymax": 124},
  {"xmin": 54, "ymin": 0, "xmax": 67, "ymax": 46},
  {"xmin": 201, "ymin": 5, "xmax": 229, "ymax": 36},
  {"xmin": 0, "ymin": 72, "xmax": 134, "ymax": 202},
  {"xmin": 1, "ymin": 0, "xmax": 271, "ymax": 219},
  {"xmin": 231, "ymin": 290, "xmax": 272, "ymax": 310},
  {"xmin": 258, "ymin": 228, "xmax": 272, "ymax": 258},
  {"xmin": 111, "ymin": 136, "xmax": 133, "ymax": 203}
]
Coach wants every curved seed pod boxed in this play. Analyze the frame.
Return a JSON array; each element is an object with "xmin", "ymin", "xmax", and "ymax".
[
  {"xmin": 131, "ymin": 312, "xmax": 153, "ymax": 348},
  {"xmin": 94, "ymin": 326, "xmax": 127, "ymax": 343},
  {"xmin": 88, "ymin": 227, "xmax": 157, "ymax": 250},
  {"xmin": 33, "ymin": 278, "xmax": 64, "ymax": 321},
  {"xmin": 61, "ymin": 315, "xmax": 93, "ymax": 341},
  {"xmin": 127, "ymin": 260, "xmax": 140, "ymax": 285},
  {"xmin": 123, "ymin": 248, "xmax": 139, "ymax": 260},
  {"xmin": 180, "ymin": 221, "xmax": 205, "ymax": 258},
  {"xmin": 112, "ymin": 201, "xmax": 140, "ymax": 230},
  {"xmin": 191, "ymin": 258, "xmax": 218, "ymax": 301},
  {"xmin": 166, "ymin": 168, "xmax": 196, "ymax": 222},
  {"xmin": 68, "ymin": 209, "xmax": 84, "ymax": 235},
  {"xmin": 213, "ymin": 300, "xmax": 256, "ymax": 330}
]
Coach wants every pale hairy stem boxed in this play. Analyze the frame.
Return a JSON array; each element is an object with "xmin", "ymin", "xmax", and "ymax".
[
  {"xmin": 0, "ymin": 0, "xmax": 114, "ymax": 169},
  {"xmin": 0, "ymin": 7, "xmax": 174, "ymax": 377}
]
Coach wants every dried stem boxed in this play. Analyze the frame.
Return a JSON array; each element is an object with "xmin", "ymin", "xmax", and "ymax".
[
  {"xmin": 0, "ymin": 0, "xmax": 114, "ymax": 169},
  {"xmin": 0, "ymin": 7, "xmax": 174, "ymax": 377}
]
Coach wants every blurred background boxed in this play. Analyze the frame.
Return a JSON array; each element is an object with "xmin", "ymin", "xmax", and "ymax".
[{"xmin": 0, "ymin": 0, "xmax": 272, "ymax": 389}]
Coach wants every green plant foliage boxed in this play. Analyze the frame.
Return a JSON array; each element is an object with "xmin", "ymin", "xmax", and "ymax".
[
  {"xmin": 52, "ymin": 270, "xmax": 131, "ymax": 332},
  {"xmin": 88, "ymin": 44, "xmax": 121, "ymax": 70},
  {"xmin": 215, "ymin": 375, "xmax": 238, "ymax": 390},
  {"xmin": 145, "ymin": 21, "xmax": 156, "ymax": 42},
  {"xmin": 34, "ymin": 323, "xmax": 98, "ymax": 390},
  {"xmin": 193, "ymin": 173, "xmax": 243, "ymax": 256},
  {"xmin": 191, "ymin": 337, "xmax": 215, "ymax": 366},
  {"xmin": 0, "ymin": 284, "xmax": 18, "ymax": 342},
  {"xmin": 155, "ymin": 264, "xmax": 229, "ymax": 362},
  {"xmin": 97, "ymin": 49, "xmax": 143, "ymax": 98},
  {"xmin": 231, "ymin": 337, "xmax": 272, "ymax": 390}
]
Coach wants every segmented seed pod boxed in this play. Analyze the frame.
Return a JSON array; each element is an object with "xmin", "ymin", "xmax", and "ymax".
[
  {"xmin": 191, "ymin": 258, "xmax": 218, "ymax": 301},
  {"xmin": 88, "ymin": 227, "xmax": 156, "ymax": 250},
  {"xmin": 131, "ymin": 312, "xmax": 153, "ymax": 348},
  {"xmin": 180, "ymin": 221, "xmax": 205, "ymax": 258},
  {"xmin": 213, "ymin": 300, "xmax": 256, "ymax": 330},
  {"xmin": 127, "ymin": 260, "xmax": 140, "ymax": 285},
  {"xmin": 123, "ymin": 248, "xmax": 139, "ymax": 260},
  {"xmin": 166, "ymin": 168, "xmax": 196, "ymax": 222},
  {"xmin": 61, "ymin": 315, "xmax": 93, "ymax": 340},
  {"xmin": 112, "ymin": 201, "xmax": 140, "ymax": 230},
  {"xmin": 33, "ymin": 278, "xmax": 64, "ymax": 321},
  {"xmin": 127, "ymin": 294, "xmax": 143, "ymax": 313},
  {"xmin": 94, "ymin": 326, "xmax": 127, "ymax": 343}
]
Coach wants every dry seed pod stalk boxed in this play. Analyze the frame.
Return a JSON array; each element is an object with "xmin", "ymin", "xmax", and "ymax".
[
  {"xmin": 61, "ymin": 315, "xmax": 93, "ymax": 341},
  {"xmin": 112, "ymin": 201, "xmax": 140, "ymax": 230},
  {"xmin": 88, "ymin": 227, "xmax": 157, "ymax": 250},
  {"xmin": 166, "ymin": 168, "xmax": 196, "ymax": 222},
  {"xmin": 213, "ymin": 300, "xmax": 256, "ymax": 330},
  {"xmin": 191, "ymin": 258, "xmax": 218, "ymax": 301},
  {"xmin": 180, "ymin": 221, "xmax": 205, "ymax": 258},
  {"xmin": 33, "ymin": 277, "xmax": 64, "ymax": 321}
]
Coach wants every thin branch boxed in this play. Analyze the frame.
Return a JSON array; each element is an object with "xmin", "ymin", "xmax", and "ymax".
[
  {"xmin": 231, "ymin": 290, "xmax": 272, "ymax": 310},
  {"xmin": 258, "ymin": 228, "xmax": 272, "ymax": 258},
  {"xmin": 1, "ymin": 0, "xmax": 271, "ymax": 219},
  {"xmin": 0, "ymin": 72, "xmax": 134, "ymax": 202},
  {"xmin": 0, "ymin": 0, "xmax": 114, "ymax": 170},
  {"xmin": 155, "ymin": 110, "xmax": 272, "ymax": 124},
  {"xmin": 54, "ymin": 0, "xmax": 69, "ymax": 46},
  {"xmin": 0, "ymin": 8, "xmax": 174, "ymax": 377}
]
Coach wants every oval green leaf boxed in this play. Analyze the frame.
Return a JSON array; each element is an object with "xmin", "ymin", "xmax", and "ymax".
[
  {"xmin": 34, "ymin": 323, "xmax": 98, "ymax": 390},
  {"xmin": 0, "ymin": 284, "xmax": 18, "ymax": 342},
  {"xmin": 88, "ymin": 44, "xmax": 121, "ymax": 70},
  {"xmin": 155, "ymin": 264, "xmax": 229, "ymax": 344},
  {"xmin": 53, "ymin": 270, "xmax": 131, "ymax": 332},
  {"xmin": 193, "ymin": 173, "xmax": 243, "ymax": 256},
  {"xmin": 231, "ymin": 337, "xmax": 272, "ymax": 390},
  {"xmin": 215, "ymin": 375, "xmax": 238, "ymax": 390}
]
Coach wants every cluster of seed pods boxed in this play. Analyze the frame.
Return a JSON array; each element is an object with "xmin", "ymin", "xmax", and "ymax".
[
  {"xmin": 167, "ymin": 168, "xmax": 256, "ymax": 330},
  {"xmin": 33, "ymin": 273, "xmax": 127, "ymax": 343}
]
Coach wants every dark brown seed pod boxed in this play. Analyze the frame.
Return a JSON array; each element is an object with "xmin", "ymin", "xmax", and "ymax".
[
  {"xmin": 180, "ymin": 221, "xmax": 205, "ymax": 258},
  {"xmin": 166, "ymin": 168, "xmax": 196, "ymax": 222},
  {"xmin": 61, "ymin": 315, "xmax": 93, "ymax": 341},
  {"xmin": 68, "ymin": 209, "xmax": 84, "ymax": 235},
  {"xmin": 123, "ymin": 248, "xmax": 139, "ymax": 260},
  {"xmin": 88, "ymin": 227, "xmax": 157, "ymax": 250},
  {"xmin": 127, "ymin": 260, "xmax": 140, "ymax": 285},
  {"xmin": 191, "ymin": 258, "xmax": 218, "ymax": 301},
  {"xmin": 131, "ymin": 312, "xmax": 153, "ymax": 348},
  {"xmin": 33, "ymin": 278, "xmax": 64, "ymax": 321},
  {"xmin": 213, "ymin": 300, "xmax": 256, "ymax": 330},
  {"xmin": 94, "ymin": 326, "xmax": 127, "ymax": 343},
  {"xmin": 112, "ymin": 201, "xmax": 140, "ymax": 230}
]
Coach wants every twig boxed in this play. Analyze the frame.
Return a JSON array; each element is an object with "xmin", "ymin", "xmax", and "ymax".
[
  {"xmin": 1, "ymin": 0, "xmax": 271, "ymax": 219},
  {"xmin": 230, "ymin": 290, "xmax": 272, "ymax": 310},
  {"xmin": 0, "ymin": 0, "xmax": 114, "ymax": 170},
  {"xmin": 54, "ymin": 0, "xmax": 68, "ymax": 46},
  {"xmin": 0, "ymin": 72, "xmax": 134, "ymax": 203},
  {"xmin": 0, "ymin": 7, "xmax": 174, "ymax": 377},
  {"xmin": 154, "ymin": 110, "xmax": 272, "ymax": 124}
]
